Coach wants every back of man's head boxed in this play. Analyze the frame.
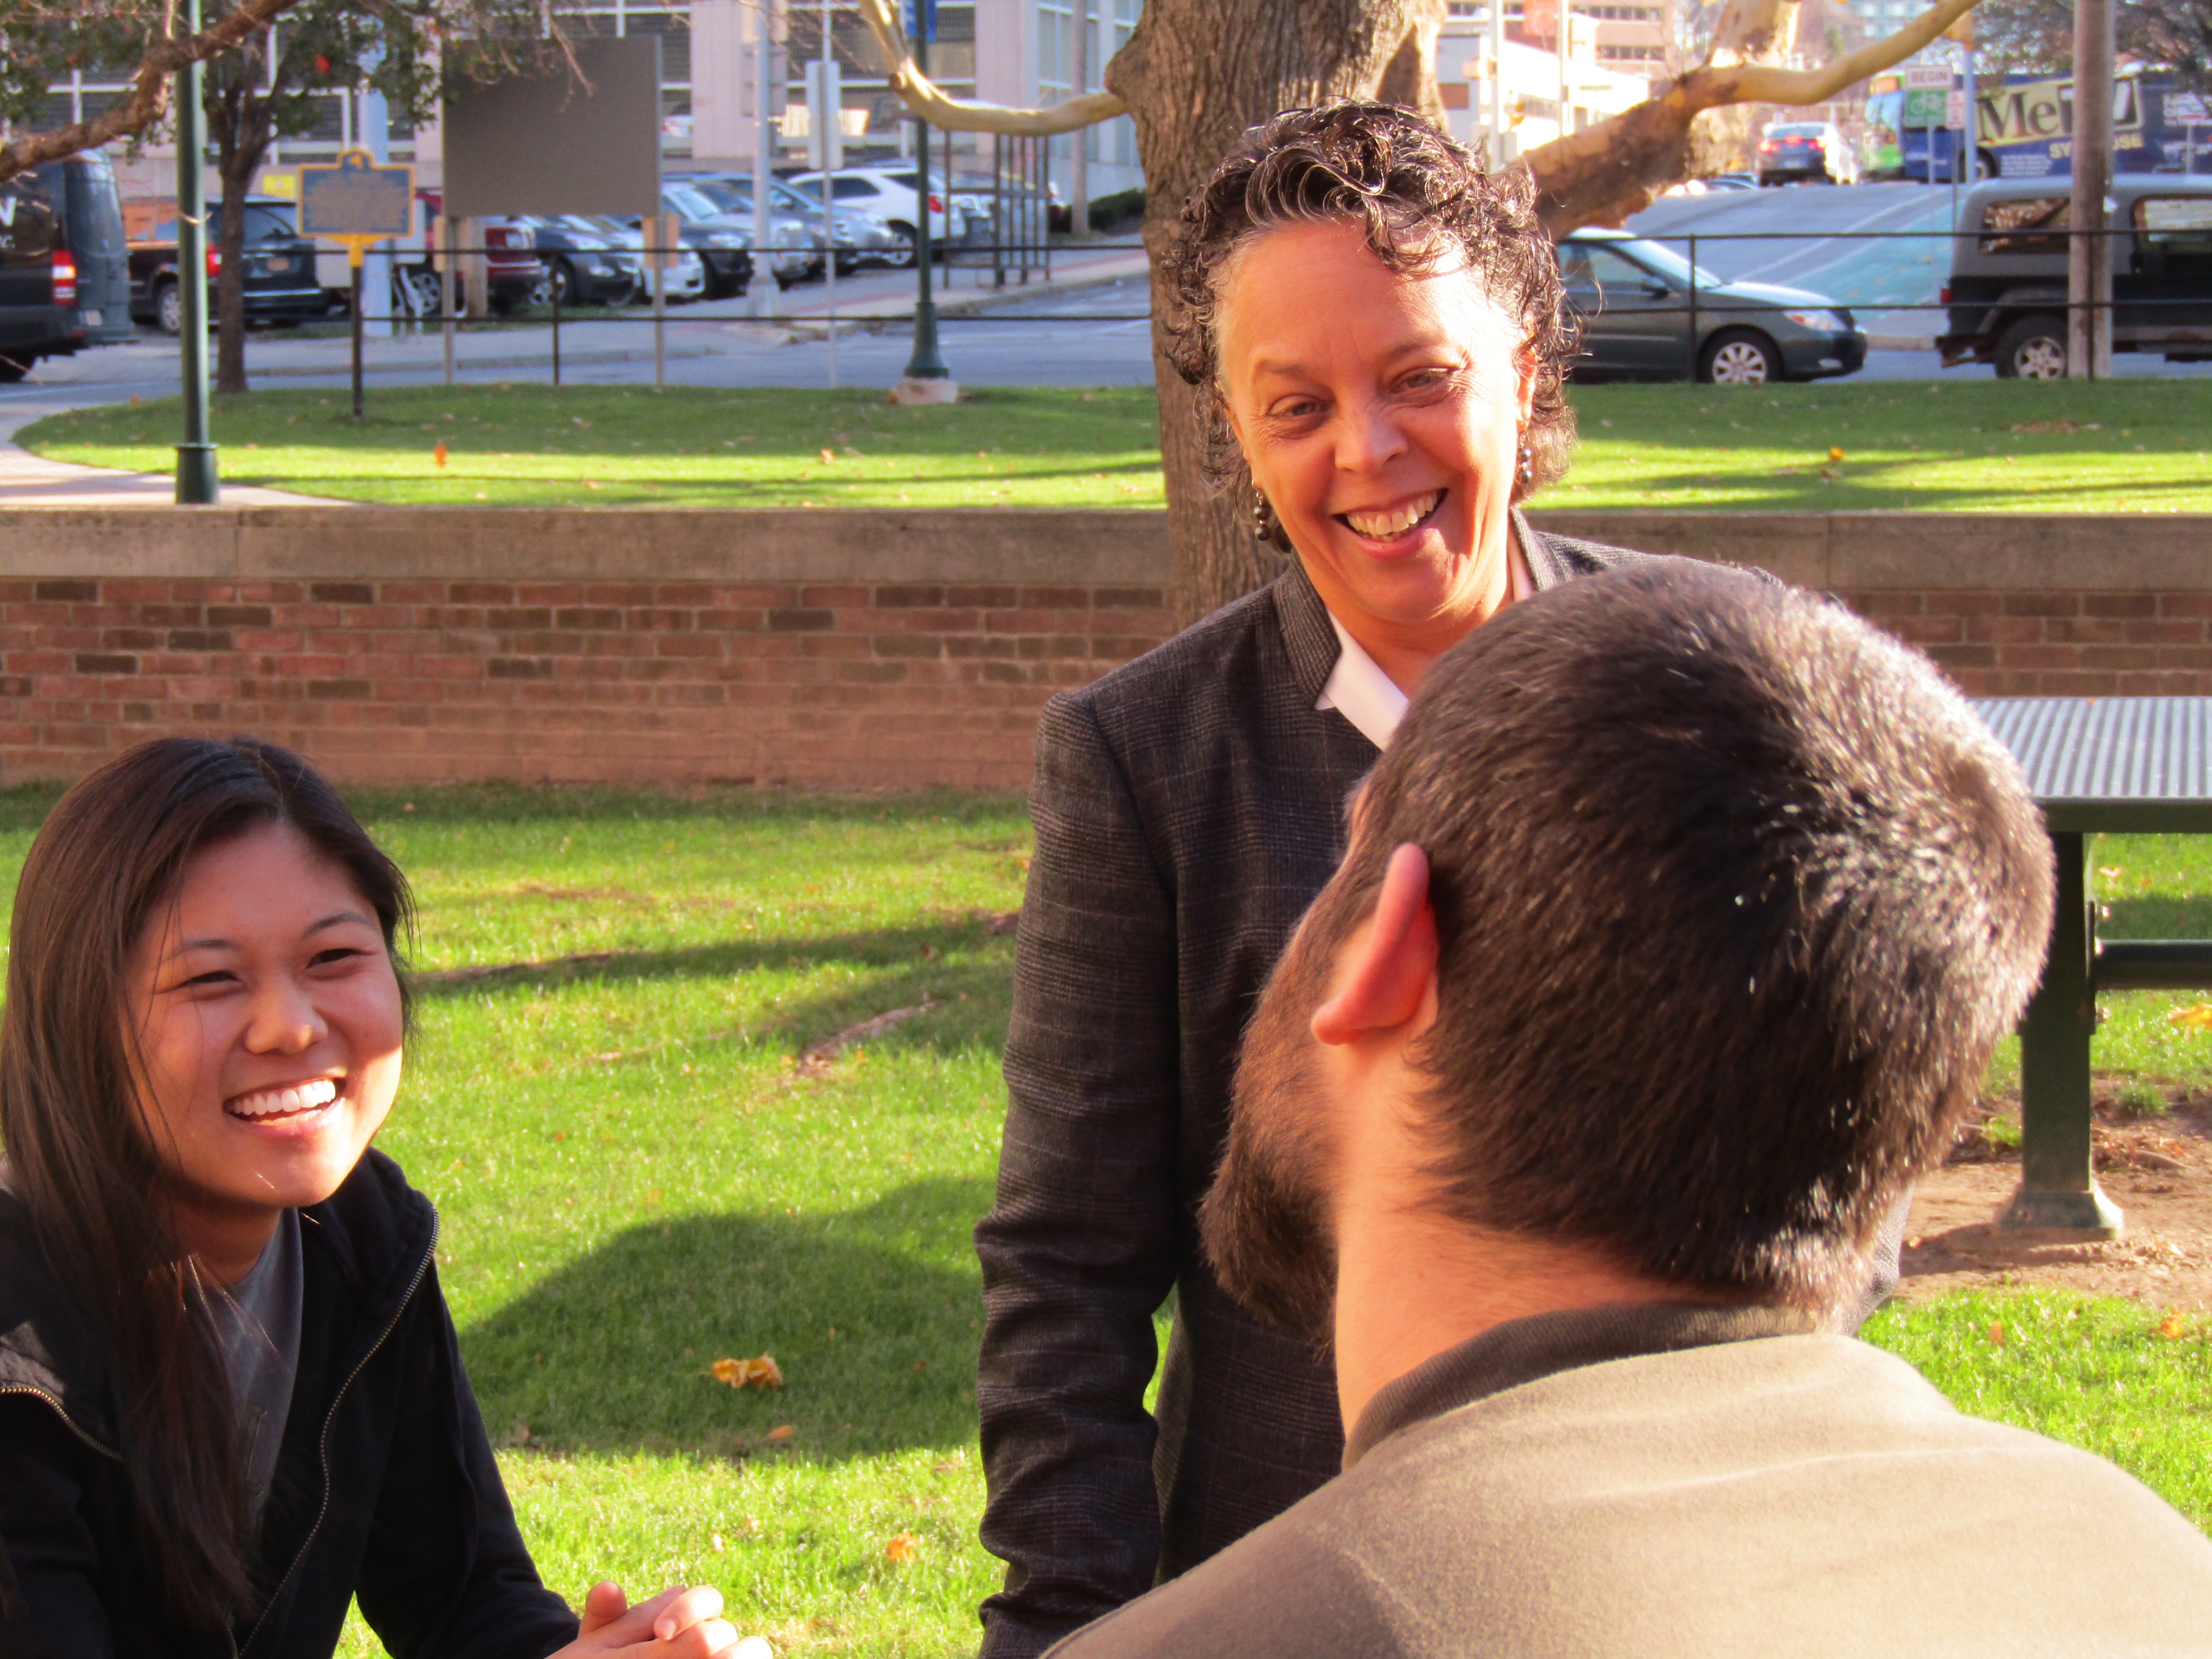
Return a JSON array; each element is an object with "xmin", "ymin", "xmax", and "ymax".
[{"xmin": 1302, "ymin": 564, "xmax": 2053, "ymax": 1316}]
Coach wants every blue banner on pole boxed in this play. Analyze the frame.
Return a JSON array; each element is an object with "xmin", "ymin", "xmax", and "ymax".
[{"xmin": 909, "ymin": 0, "xmax": 937, "ymax": 43}]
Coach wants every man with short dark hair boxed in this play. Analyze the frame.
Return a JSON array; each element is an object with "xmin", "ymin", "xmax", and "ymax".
[{"xmin": 1047, "ymin": 564, "xmax": 2212, "ymax": 1658}]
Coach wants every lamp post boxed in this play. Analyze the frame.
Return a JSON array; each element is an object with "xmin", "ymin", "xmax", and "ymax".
[
  {"xmin": 897, "ymin": 0, "xmax": 954, "ymax": 402},
  {"xmin": 174, "ymin": 0, "xmax": 219, "ymax": 504}
]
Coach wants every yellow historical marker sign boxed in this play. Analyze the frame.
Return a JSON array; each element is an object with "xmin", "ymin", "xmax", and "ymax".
[{"xmin": 297, "ymin": 147, "xmax": 414, "ymax": 267}]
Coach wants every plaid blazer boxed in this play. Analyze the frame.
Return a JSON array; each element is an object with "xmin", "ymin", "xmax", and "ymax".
[{"xmin": 974, "ymin": 521, "xmax": 1680, "ymax": 1657}]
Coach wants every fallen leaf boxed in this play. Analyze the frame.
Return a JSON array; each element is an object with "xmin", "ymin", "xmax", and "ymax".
[
  {"xmin": 711, "ymin": 1353, "xmax": 786, "ymax": 1389},
  {"xmin": 432, "ymin": 442, "xmax": 448, "ymax": 468},
  {"xmin": 885, "ymin": 1532, "xmax": 921, "ymax": 1562},
  {"xmin": 2098, "ymin": 866, "xmax": 2123, "ymax": 878},
  {"xmin": 2157, "ymin": 1311, "xmax": 2188, "ymax": 1340},
  {"xmin": 1986, "ymin": 1321, "xmax": 2005, "ymax": 1347},
  {"xmin": 2166, "ymin": 1004, "xmax": 2212, "ymax": 1030},
  {"xmin": 820, "ymin": 447, "xmax": 836, "ymax": 464},
  {"xmin": 766, "ymin": 1423, "xmax": 796, "ymax": 1442},
  {"xmin": 1827, "ymin": 445, "xmax": 1845, "ymax": 462},
  {"xmin": 711, "ymin": 1532, "xmax": 726, "ymax": 1552}
]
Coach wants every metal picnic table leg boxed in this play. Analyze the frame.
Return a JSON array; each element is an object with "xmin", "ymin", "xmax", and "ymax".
[{"xmin": 2000, "ymin": 830, "xmax": 2124, "ymax": 1238}]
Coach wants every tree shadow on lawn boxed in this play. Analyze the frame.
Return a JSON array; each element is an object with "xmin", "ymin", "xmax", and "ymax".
[
  {"xmin": 462, "ymin": 1176, "xmax": 995, "ymax": 1466},
  {"xmin": 413, "ymin": 921, "xmax": 1018, "ymax": 1057}
]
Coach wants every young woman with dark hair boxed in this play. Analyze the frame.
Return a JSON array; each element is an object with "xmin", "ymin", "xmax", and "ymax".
[{"xmin": 0, "ymin": 737, "xmax": 756, "ymax": 1659}]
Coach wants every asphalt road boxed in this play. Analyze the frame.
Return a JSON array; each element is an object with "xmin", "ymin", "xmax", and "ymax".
[{"xmin": 4, "ymin": 189, "xmax": 2206, "ymax": 429}]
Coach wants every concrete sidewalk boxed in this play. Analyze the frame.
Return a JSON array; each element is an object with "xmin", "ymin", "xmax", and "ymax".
[{"xmin": 0, "ymin": 400, "xmax": 334, "ymax": 505}]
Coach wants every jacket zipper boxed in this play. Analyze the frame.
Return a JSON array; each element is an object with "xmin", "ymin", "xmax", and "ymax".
[
  {"xmin": 0, "ymin": 1381, "xmax": 120, "ymax": 1461},
  {"xmin": 235, "ymin": 1217, "xmax": 438, "ymax": 1659}
]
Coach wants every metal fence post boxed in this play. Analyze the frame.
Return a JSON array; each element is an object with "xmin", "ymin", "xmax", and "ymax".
[
  {"xmin": 441, "ymin": 211, "xmax": 456, "ymax": 387},
  {"xmin": 551, "ymin": 263, "xmax": 562, "ymax": 388},
  {"xmin": 1686, "ymin": 234, "xmax": 1699, "ymax": 382},
  {"xmin": 2003, "ymin": 831, "xmax": 2123, "ymax": 1235}
]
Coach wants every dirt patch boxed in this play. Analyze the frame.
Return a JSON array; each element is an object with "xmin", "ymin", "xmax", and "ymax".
[{"xmin": 1899, "ymin": 1091, "xmax": 2212, "ymax": 1311}]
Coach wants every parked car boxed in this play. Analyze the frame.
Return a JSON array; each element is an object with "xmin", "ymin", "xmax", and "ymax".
[
  {"xmin": 0, "ymin": 150, "xmax": 133, "ymax": 380},
  {"xmin": 397, "ymin": 194, "xmax": 543, "ymax": 315},
  {"xmin": 1556, "ymin": 229, "xmax": 1868, "ymax": 384},
  {"xmin": 785, "ymin": 167, "xmax": 961, "ymax": 266},
  {"xmin": 1939, "ymin": 177, "xmax": 2212, "ymax": 377},
  {"xmin": 644, "ymin": 184, "xmax": 756, "ymax": 298},
  {"xmin": 129, "ymin": 197, "xmax": 326, "ymax": 336},
  {"xmin": 1757, "ymin": 122, "xmax": 1853, "ymax": 185},
  {"xmin": 506, "ymin": 215, "xmax": 643, "ymax": 306},
  {"xmin": 676, "ymin": 175, "xmax": 891, "ymax": 285},
  {"xmin": 593, "ymin": 215, "xmax": 706, "ymax": 302}
]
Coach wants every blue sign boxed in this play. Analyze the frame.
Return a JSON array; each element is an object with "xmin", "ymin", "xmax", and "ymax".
[
  {"xmin": 909, "ymin": 0, "xmax": 937, "ymax": 44},
  {"xmin": 298, "ymin": 149, "xmax": 413, "ymax": 239}
]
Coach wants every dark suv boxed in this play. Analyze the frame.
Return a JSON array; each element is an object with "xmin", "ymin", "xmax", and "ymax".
[
  {"xmin": 0, "ymin": 150, "xmax": 134, "ymax": 381},
  {"xmin": 129, "ymin": 198, "xmax": 327, "ymax": 334},
  {"xmin": 1939, "ymin": 178, "xmax": 2212, "ymax": 377}
]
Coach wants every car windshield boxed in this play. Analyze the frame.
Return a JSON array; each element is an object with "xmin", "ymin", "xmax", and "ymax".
[
  {"xmin": 1583, "ymin": 237, "xmax": 1719, "ymax": 289},
  {"xmin": 688, "ymin": 182, "xmax": 745, "ymax": 212},
  {"xmin": 1769, "ymin": 125, "xmax": 1824, "ymax": 140},
  {"xmin": 665, "ymin": 185, "xmax": 721, "ymax": 219}
]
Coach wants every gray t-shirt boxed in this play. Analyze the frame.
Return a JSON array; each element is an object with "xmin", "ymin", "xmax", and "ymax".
[{"xmin": 211, "ymin": 1210, "xmax": 304, "ymax": 1528}]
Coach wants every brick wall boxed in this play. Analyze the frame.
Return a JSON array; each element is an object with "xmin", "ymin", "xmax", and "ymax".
[
  {"xmin": 3, "ymin": 508, "xmax": 2210, "ymax": 790},
  {"xmin": 1829, "ymin": 587, "xmax": 2212, "ymax": 699},
  {"xmin": 0, "ymin": 570, "xmax": 1173, "ymax": 790}
]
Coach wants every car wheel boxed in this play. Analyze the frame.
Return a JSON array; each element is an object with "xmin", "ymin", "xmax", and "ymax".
[
  {"xmin": 154, "ymin": 279, "xmax": 182, "ymax": 337},
  {"xmin": 527, "ymin": 272, "xmax": 554, "ymax": 308},
  {"xmin": 884, "ymin": 224, "xmax": 917, "ymax": 269},
  {"xmin": 1994, "ymin": 314, "xmax": 2068, "ymax": 380},
  {"xmin": 1700, "ymin": 329, "xmax": 1782, "ymax": 386}
]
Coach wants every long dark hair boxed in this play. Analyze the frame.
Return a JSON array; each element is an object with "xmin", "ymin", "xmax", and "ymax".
[{"xmin": 0, "ymin": 738, "xmax": 412, "ymax": 1632}]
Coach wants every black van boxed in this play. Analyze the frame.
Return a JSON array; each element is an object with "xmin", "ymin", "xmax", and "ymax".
[
  {"xmin": 1939, "ymin": 177, "xmax": 2212, "ymax": 378},
  {"xmin": 0, "ymin": 149, "xmax": 134, "ymax": 382}
]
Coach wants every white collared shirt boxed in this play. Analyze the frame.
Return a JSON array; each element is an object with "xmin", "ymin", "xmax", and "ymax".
[{"xmin": 1316, "ymin": 546, "xmax": 1535, "ymax": 750}]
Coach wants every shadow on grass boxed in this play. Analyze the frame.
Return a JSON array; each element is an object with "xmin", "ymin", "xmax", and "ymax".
[
  {"xmin": 412, "ymin": 919, "xmax": 1016, "ymax": 1043},
  {"xmin": 460, "ymin": 1177, "xmax": 993, "ymax": 1463}
]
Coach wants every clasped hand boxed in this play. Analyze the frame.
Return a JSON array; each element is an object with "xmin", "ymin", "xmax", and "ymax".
[{"xmin": 553, "ymin": 1580, "xmax": 771, "ymax": 1659}]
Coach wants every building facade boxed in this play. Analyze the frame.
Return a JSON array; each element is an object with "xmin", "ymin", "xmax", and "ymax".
[{"xmin": 67, "ymin": 1, "xmax": 1143, "ymax": 216}]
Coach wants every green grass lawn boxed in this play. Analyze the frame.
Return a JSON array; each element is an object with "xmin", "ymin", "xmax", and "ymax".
[
  {"xmin": 15, "ymin": 378, "xmax": 2212, "ymax": 512},
  {"xmin": 12, "ymin": 386, "xmax": 1165, "ymax": 509},
  {"xmin": 0, "ymin": 789, "xmax": 2205, "ymax": 1655}
]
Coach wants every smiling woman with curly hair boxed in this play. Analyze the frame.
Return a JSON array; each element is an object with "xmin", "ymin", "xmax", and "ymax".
[{"xmin": 968, "ymin": 103, "xmax": 1853, "ymax": 1659}]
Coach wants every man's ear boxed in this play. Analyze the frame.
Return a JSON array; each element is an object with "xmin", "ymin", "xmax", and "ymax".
[{"xmin": 1311, "ymin": 844, "xmax": 1437, "ymax": 1046}]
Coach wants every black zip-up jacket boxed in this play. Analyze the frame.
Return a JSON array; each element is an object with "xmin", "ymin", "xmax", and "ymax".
[{"xmin": 0, "ymin": 1150, "xmax": 580, "ymax": 1659}]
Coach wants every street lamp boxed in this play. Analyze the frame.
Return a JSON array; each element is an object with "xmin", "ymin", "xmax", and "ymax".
[
  {"xmin": 174, "ymin": 0, "xmax": 219, "ymax": 504},
  {"xmin": 899, "ymin": 0, "xmax": 955, "ymax": 402}
]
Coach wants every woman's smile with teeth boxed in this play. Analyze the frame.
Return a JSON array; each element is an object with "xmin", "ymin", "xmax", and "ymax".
[
  {"xmin": 228, "ymin": 1078, "xmax": 340, "ymax": 1121},
  {"xmin": 1340, "ymin": 490, "xmax": 1444, "ymax": 541}
]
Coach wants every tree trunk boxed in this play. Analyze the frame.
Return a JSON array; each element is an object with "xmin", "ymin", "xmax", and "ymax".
[
  {"xmin": 1106, "ymin": 0, "xmax": 1445, "ymax": 625},
  {"xmin": 212, "ymin": 100, "xmax": 270, "ymax": 396}
]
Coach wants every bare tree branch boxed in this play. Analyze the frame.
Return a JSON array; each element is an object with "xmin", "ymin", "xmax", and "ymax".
[
  {"xmin": 0, "ymin": 0, "xmax": 303, "ymax": 184},
  {"xmin": 854, "ymin": 0, "xmax": 1128, "ymax": 134},
  {"xmin": 1524, "ymin": 0, "xmax": 1984, "ymax": 228}
]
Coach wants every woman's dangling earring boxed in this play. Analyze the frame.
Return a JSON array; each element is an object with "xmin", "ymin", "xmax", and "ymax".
[
  {"xmin": 1252, "ymin": 486, "xmax": 1276, "ymax": 544},
  {"xmin": 1517, "ymin": 434, "xmax": 1534, "ymax": 487}
]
